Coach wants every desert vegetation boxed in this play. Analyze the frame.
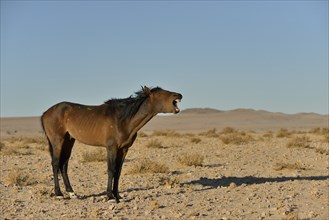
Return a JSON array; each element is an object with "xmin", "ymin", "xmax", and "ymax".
[{"xmin": 1, "ymin": 128, "xmax": 328, "ymax": 219}]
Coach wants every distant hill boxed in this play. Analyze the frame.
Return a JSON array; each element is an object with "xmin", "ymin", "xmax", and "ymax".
[
  {"xmin": 1, "ymin": 108, "xmax": 328, "ymax": 137},
  {"xmin": 144, "ymin": 108, "xmax": 328, "ymax": 132},
  {"xmin": 181, "ymin": 108, "xmax": 327, "ymax": 117},
  {"xmin": 181, "ymin": 108, "xmax": 223, "ymax": 114}
]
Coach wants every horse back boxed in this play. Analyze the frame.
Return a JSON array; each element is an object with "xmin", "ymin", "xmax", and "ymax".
[{"xmin": 42, "ymin": 102, "xmax": 116, "ymax": 146}]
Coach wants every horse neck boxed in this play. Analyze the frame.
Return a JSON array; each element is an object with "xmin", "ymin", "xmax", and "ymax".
[{"xmin": 126, "ymin": 100, "xmax": 156, "ymax": 139}]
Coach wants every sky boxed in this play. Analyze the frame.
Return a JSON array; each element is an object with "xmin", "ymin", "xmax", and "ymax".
[{"xmin": 1, "ymin": 0, "xmax": 328, "ymax": 117}]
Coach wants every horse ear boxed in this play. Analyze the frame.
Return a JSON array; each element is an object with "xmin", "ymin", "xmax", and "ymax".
[{"xmin": 143, "ymin": 86, "xmax": 151, "ymax": 95}]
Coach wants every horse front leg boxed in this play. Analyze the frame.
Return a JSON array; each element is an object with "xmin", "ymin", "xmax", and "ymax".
[
  {"xmin": 106, "ymin": 146, "xmax": 117, "ymax": 202},
  {"xmin": 113, "ymin": 147, "xmax": 128, "ymax": 200},
  {"xmin": 113, "ymin": 134, "xmax": 136, "ymax": 201}
]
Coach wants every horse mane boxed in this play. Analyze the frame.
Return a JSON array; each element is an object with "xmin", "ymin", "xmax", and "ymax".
[{"xmin": 105, "ymin": 86, "xmax": 162, "ymax": 120}]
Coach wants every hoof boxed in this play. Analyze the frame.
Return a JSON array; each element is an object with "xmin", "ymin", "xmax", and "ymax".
[
  {"xmin": 106, "ymin": 194, "xmax": 119, "ymax": 203},
  {"xmin": 69, "ymin": 192, "xmax": 78, "ymax": 199},
  {"xmin": 56, "ymin": 195, "xmax": 64, "ymax": 200},
  {"xmin": 118, "ymin": 197, "xmax": 129, "ymax": 202},
  {"xmin": 107, "ymin": 198, "xmax": 117, "ymax": 203}
]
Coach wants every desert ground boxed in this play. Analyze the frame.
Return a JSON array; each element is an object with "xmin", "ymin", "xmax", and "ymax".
[{"xmin": 0, "ymin": 109, "xmax": 328, "ymax": 219}]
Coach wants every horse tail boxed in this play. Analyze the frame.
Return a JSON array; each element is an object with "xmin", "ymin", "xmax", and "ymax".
[{"xmin": 40, "ymin": 113, "xmax": 53, "ymax": 157}]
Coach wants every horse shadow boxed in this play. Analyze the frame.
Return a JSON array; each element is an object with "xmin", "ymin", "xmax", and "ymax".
[
  {"xmin": 78, "ymin": 186, "xmax": 152, "ymax": 200},
  {"xmin": 76, "ymin": 175, "xmax": 328, "ymax": 199},
  {"xmin": 183, "ymin": 175, "xmax": 329, "ymax": 190}
]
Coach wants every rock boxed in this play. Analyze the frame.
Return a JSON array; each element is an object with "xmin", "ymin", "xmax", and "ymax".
[
  {"xmin": 229, "ymin": 182, "xmax": 237, "ymax": 189},
  {"xmin": 108, "ymin": 204, "xmax": 115, "ymax": 210}
]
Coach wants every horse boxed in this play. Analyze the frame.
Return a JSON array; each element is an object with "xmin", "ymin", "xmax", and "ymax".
[{"xmin": 41, "ymin": 86, "xmax": 182, "ymax": 202}]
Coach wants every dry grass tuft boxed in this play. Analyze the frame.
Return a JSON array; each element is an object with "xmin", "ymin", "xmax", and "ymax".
[
  {"xmin": 287, "ymin": 136, "xmax": 311, "ymax": 149},
  {"xmin": 273, "ymin": 161, "xmax": 308, "ymax": 171},
  {"xmin": 309, "ymin": 127, "xmax": 329, "ymax": 135},
  {"xmin": 151, "ymin": 130, "xmax": 181, "ymax": 137},
  {"xmin": 149, "ymin": 201, "xmax": 161, "ymax": 210},
  {"xmin": 145, "ymin": 139, "xmax": 164, "ymax": 148},
  {"xmin": 276, "ymin": 128, "xmax": 292, "ymax": 138},
  {"xmin": 0, "ymin": 142, "xmax": 6, "ymax": 151},
  {"xmin": 182, "ymin": 133, "xmax": 196, "ymax": 138},
  {"xmin": 23, "ymin": 136, "xmax": 48, "ymax": 145},
  {"xmin": 263, "ymin": 131, "xmax": 274, "ymax": 138},
  {"xmin": 0, "ymin": 147, "xmax": 19, "ymax": 156},
  {"xmin": 219, "ymin": 130, "xmax": 254, "ymax": 145},
  {"xmin": 2, "ymin": 136, "xmax": 48, "ymax": 154},
  {"xmin": 9, "ymin": 136, "xmax": 48, "ymax": 146},
  {"xmin": 81, "ymin": 149, "xmax": 107, "ymax": 163},
  {"xmin": 282, "ymin": 211, "xmax": 299, "ymax": 220},
  {"xmin": 158, "ymin": 176, "xmax": 181, "ymax": 188},
  {"xmin": 0, "ymin": 143, "xmax": 33, "ymax": 156},
  {"xmin": 220, "ymin": 127, "xmax": 237, "ymax": 134},
  {"xmin": 190, "ymin": 137, "xmax": 202, "ymax": 144},
  {"xmin": 199, "ymin": 128, "xmax": 220, "ymax": 137},
  {"xmin": 128, "ymin": 159, "xmax": 169, "ymax": 174},
  {"xmin": 5, "ymin": 170, "xmax": 37, "ymax": 187},
  {"xmin": 322, "ymin": 132, "xmax": 328, "ymax": 143},
  {"xmin": 138, "ymin": 131, "xmax": 148, "ymax": 138},
  {"xmin": 309, "ymin": 127, "xmax": 329, "ymax": 143},
  {"xmin": 178, "ymin": 153, "xmax": 204, "ymax": 166},
  {"xmin": 315, "ymin": 147, "xmax": 329, "ymax": 155}
]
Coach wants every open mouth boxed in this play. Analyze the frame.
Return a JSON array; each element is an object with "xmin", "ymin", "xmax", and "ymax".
[{"xmin": 173, "ymin": 99, "xmax": 181, "ymax": 113}]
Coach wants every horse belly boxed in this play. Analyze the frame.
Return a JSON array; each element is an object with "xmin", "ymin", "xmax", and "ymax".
[{"xmin": 66, "ymin": 118, "xmax": 107, "ymax": 146}]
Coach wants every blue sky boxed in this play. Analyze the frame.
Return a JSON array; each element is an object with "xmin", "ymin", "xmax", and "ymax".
[{"xmin": 1, "ymin": 1, "xmax": 328, "ymax": 117}]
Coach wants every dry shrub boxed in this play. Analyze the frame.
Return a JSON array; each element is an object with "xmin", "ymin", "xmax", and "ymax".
[
  {"xmin": 178, "ymin": 153, "xmax": 204, "ymax": 166},
  {"xmin": 149, "ymin": 201, "xmax": 160, "ymax": 210},
  {"xmin": 287, "ymin": 136, "xmax": 311, "ymax": 149},
  {"xmin": 190, "ymin": 137, "xmax": 201, "ymax": 144},
  {"xmin": 263, "ymin": 131, "xmax": 273, "ymax": 138},
  {"xmin": 37, "ymin": 186, "xmax": 52, "ymax": 198},
  {"xmin": 0, "ymin": 147, "xmax": 19, "ymax": 156},
  {"xmin": 5, "ymin": 170, "xmax": 37, "ymax": 187},
  {"xmin": 158, "ymin": 176, "xmax": 181, "ymax": 188},
  {"xmin": 3, "ymin": 136, "xmax": 48, "ymax": 154},
  {"xmin": 199, "ymin": 128, "xmax": 219, "ymax": 137},
  {"xmin": 128, "ymin": 159, "xmax": 169, "ymax": 174},
  {"xmin": 315, "ymin": 147, "xmax": 329, "ymax": 155},
  {"xmin": 0, "ymin": 142, "xmax": 6, "ymax": 151},
  {"xmin": 81, "ymin": 149, "xmax": 107, "ymax": 163},
  {"xmin": 138, "ymin": 131, "xmax": 148, "ymax": 137},
  {"xmin": 310, "ymin": 127, "xmax": 329, "ymax": 143},
  {"xmin": 182, "ymin": 133, "xmax": 196, "ymax": 138},
  {"xmin": 23, "ymin": 136, "xmax": 48, "ymax": 145},
  {"xmin": 273, "ymin": 161, "xmax": 308, "ymax": 171},
  {"xmin": 9, "ymin": 136, "xmax": 47, "ymax": 146},
  {"xmin": 309, "ymin": 127, "xmax": 329, "ymax": 135},
  {"xmin": 282, "ymin": 211, "xmax": 299, "ymax": 220},
  {"xmin": 220, "ymin": 130, "xmax": 254, "ymax": 145},
  {"xmin": 152, "ymin": 130, "xmax": 181, "ymax": 137},
  {"xmin": 220, "ymin": 127, "xmax": 236, "ymax": 134},
  {"xmin": 0, "ymin": 143, "xmax": 33, "ymax": 156},
  {"xmin": 146, "ymin": 139, "xmax": 164, "ymax": 148},
  {"xmin": 276, "ymin": 128, "xmax": 291, "ymax": 138},
  {"xmin": 323, "ymin": 132, "xmax": 329, "ymax": 143}
]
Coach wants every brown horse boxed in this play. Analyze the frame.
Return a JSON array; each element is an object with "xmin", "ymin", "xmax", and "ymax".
[{"xmin": 41, "ymin": 86, "xmax": 182, "ymax": 202}]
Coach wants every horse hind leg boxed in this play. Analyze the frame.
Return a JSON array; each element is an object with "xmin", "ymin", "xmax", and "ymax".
[
  {"xmin": 59, "ymin": 133, "xmax": 77, "ymax": 199},
  {"xmin": 48, "ymin": 136, "xmax": 65, "ymax": 199}
]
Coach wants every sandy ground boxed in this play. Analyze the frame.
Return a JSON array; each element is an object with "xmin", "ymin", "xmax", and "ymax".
[{"xmin": 0, "ymin": 109, "xmax": 328, "ymax": 219}]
